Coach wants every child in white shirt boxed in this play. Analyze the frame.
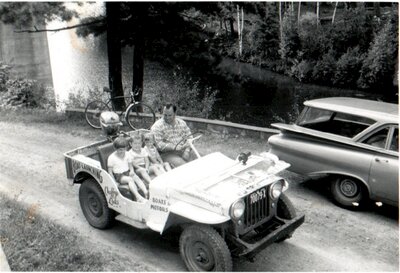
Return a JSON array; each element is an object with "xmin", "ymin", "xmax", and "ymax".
[{"xmin": 108, "ymin": 137, "xmax": 148, "ymax": 202}]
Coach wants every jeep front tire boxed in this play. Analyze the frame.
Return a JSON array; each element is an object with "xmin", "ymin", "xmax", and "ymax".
[
  {"xmin": 275, "ymin": 193, "xmax": 296, "ymax": 242},
  {"xmin": 179, "ymin": 225, "xmax": 232, "ymax": 272},
  {"xmin": 79, "ymin": 178, "xmax": 114, "ymax": 229}
]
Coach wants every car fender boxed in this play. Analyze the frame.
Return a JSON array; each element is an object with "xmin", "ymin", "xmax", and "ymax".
[{"xmin": 309, "ymin": 171, "xmax": 371, "ymax": 195}]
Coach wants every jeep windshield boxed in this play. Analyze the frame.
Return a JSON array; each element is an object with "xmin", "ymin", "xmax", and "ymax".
[{"xmin": 296, "ymin": 106, "xmax": 376, "ymax": 138}]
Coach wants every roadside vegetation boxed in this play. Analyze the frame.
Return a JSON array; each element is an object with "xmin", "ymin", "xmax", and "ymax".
[{"xmin": 0, "ymin": 193, "xmax": 140, "ymax": 271}]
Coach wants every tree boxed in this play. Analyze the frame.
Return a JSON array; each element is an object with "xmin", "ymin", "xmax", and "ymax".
[{"xmin": 105, "ymin": 2, "xmax": 124, "ymax": 110}]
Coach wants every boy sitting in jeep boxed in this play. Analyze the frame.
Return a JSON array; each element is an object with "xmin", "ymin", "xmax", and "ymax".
[{"xmin": 108, "ymin": 136, "xmax": 148, "ymax": 203}]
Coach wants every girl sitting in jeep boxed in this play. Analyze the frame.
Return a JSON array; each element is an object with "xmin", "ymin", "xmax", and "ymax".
[
  {"xmin": 108, "ymin": 136, "xmax": 148, "ymax": 203},
  {"xmin": 141, "ymin": 133, "xmax": 172, "ymax": 176}
]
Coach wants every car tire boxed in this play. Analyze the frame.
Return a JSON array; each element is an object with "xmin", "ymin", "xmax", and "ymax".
[
  {"xmin": 79, "ymin": 178, "xmax": 115, "ymax": 229},
  {"xmin": 179, "ymin": 225, "xmax": 232, "ymax": 272},
  {"xmin": 331, "ymin": 176, "xmax": 365, "ymax": 208},
  {"xmin": 275, "ymin": 193, "xmax": 296, "ymax": 242}
]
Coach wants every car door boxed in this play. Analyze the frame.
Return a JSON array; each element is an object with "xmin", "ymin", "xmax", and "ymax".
[{"xmin": 365, "ymin": 126, "xmax": 399, "ymax": 205}]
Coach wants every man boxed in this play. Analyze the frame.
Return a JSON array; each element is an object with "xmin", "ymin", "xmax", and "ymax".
[{"xmin": 151, "ymin": 104, "xmax": 194, "ymax": 168}]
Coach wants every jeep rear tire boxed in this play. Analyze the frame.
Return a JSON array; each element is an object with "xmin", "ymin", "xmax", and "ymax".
[
  {"xmin": 79, "ymin": 178, "xmax": 114, "ymax": 229},
  {"xmin": 179, "ymin": 225, "xmax": 232, "ymax": 272},
  {"xmin": 276, "ymin": 193, "xmax": 296, "ymax": 242}
]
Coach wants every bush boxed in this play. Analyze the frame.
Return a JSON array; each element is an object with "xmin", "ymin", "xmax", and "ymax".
[
  {"xmin": 290, "ymin": 59, "xmax": 315, "ymax": 83},
  {"xmin": 333, "ymin": 47, "xmax": 364, "ymax": 88},
  {"xmin": 358, "ymin": 13, "xmax": 398, "ymax": 92},
  {"xmin": 279, "ymin": 10, "xmax": 301, "ymax": 70},
  {"xmin": 0, "ymin": 62, "xmax": 11, "ymax": 92},
  {"xmin": 0, "ymin": 78, "xmax": 55, "ymax": 110},
  {"xmin": 149, "ymin": 68, "xmax": 217, "ymax": 118},
  {"xmin": 312, "ymin": 49, "xmax": 337, "ymax": 85},
  {"xmin": 66, "ymin": 86, "xmax": 108, "ymax": 108}
]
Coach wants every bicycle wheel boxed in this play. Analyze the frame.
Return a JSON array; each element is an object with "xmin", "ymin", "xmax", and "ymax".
[
  {"xmin": 125, "ymin": 102, "xmax": 156, "ymax": 130},
  {"xmin": 85, "ymin": 100, "xmax": 111, "ymax": 129}
]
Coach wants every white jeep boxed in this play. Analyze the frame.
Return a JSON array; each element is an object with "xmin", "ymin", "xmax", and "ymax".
[{"xmin": 64, "ymin": 133, "xmax": 304, "ymax": 271}]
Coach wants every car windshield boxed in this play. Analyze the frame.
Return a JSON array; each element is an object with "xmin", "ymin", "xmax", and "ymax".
[{"xmin": 296, "ymin": 106, "xmax": 376, "ymax": 138}]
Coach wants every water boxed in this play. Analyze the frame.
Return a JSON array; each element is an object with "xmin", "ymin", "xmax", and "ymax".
[{"xmin": 209, "ymin": 58, "xmax": 383, "ymax": 128}]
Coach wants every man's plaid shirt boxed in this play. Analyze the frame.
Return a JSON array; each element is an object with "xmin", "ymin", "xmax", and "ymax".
[{"xmin": 151, "ymin": 117, "xmax": 191, "ymax": 152}]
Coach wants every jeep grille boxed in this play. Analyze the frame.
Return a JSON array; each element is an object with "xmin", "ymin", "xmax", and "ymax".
[{"xmin": 240, "ymin": 186, "xmax": 270, "ymax": 234}]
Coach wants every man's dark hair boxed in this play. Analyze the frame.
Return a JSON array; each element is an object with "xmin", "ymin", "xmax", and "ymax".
[{"xmin": 165, "ymin": 103, "xmax": 177, "ymax": 113}]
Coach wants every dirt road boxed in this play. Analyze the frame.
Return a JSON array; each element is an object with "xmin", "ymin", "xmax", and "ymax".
[{"xmin": 0, "ymin": 120, "xmax": 398, "ymax": 271}]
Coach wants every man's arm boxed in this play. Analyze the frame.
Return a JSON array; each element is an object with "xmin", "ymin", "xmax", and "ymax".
[{"xmin": 152, "ymin": 123, "xmax": 175, "ymax": 152}]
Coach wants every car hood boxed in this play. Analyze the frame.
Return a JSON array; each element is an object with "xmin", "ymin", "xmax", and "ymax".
[{"xmin": 151, "ymin": 152, "xmax": 289, "ymax": 215}]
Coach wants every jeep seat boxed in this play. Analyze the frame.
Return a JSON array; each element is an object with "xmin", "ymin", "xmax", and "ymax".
[{"xmin": 97, "ymin": 142, "xmax": 135, "ymax": 200}]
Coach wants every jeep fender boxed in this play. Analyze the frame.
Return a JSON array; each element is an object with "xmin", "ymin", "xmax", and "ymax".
[
  {"xmin": 151, "ymin": 201, "xmax": 230, "ymax": 234},
  {"xmin": 170, "ymin": 201, "xmax": 229, "ymax": 224}
]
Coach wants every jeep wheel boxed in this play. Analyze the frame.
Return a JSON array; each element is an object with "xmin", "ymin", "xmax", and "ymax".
[
  {"xmin": 179, "ymin": 225, "xmax": 232, "ymax": 272},
  {"xmin": 79, "ymin": 178, "xmax": 114, "ymax": 229},
  {"xmin": 276, "ymin": 193, "xmax": 296, "ymax": 242},
  {"xmin": 331, "ymin": 176, "xmax": 365, "ymax": 208}
]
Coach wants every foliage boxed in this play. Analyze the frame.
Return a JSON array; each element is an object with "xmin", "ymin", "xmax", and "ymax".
[
  {"xmin": 0, "ymin": 62, "xmax": 11, "ymax": 92},
  {"xmin": 65, "ymin": 87, "xmax": 107, "ymax": 108},
  {"xmin": 358, "ymin": 13, "xmax": 398, "ymax": 92},
  {"xmin": 279, "ymin": 10, "xmax": 301, "ymax": 70},
  {"xmin": 246, "ymin": 14, "xmax": 280, "ymax": 67},
  {"xmin": 298, "ymin": 13, "xmax": 330, "ymax": 61},
  {"xmin": 5, "ymin": 79, "xmax": 55, "ymax": 109},
  {"xmin": 0, "ymin": 2, "xmax": 77, "ymax": 27},
  {"xmin": 149, "ymin": 68, "xmax": 217, "ymax": 118},
  {"xmin": 0, "ymin": 64, "xmax": 55, "ymax": 110},
  {"xmin": 290, "ymin": 59, "xmax": 315, "ymax": 83},
  {"xmin": 312, "ymin": 49, "xmax": 337, "ymax": 85},
  {"xmin": 333, "ymin": 47, "xmax": 364, "ymax": 88}
]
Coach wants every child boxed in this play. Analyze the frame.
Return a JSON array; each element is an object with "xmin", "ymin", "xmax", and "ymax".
[
  {"xmin": 127, "ymin": 137, "xmax": 152, "ymax": 187},
  {"xmin": 107, "ymin": 136, "xmax": 148, "ymax": 202},
  {"xmin": 141, "ymin": 133, "xmax": 171, "ymax": 176}
]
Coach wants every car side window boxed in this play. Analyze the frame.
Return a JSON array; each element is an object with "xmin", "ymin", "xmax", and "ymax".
[
  {"xmin": 362, "ymin": 127, "xmax": 389, "ymax": 149},
  {"xmin": 389, "ymin": 128, "xmax": 398, "ymax": 152}
]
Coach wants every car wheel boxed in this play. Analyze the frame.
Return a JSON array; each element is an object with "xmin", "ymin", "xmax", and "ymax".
[
  {"xmin": 79, "ymin": 178, "xmax": 115, "ymax": 229},
  {"xmin": 275, "ymin": 193, "xmax": 296, "ymax": 242},
  {"xmin": 179, "ymin": 225, "xmax": 232, "ymax": 272},
  {"xmin": 331, "ymin": 176, "xmax": 365, "ymax": 208}
]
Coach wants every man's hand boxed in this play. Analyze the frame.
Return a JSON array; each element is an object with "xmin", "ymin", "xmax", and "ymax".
[{"xmin": 175, "ymin": 141, "xmax": 189, "ymax": 151}]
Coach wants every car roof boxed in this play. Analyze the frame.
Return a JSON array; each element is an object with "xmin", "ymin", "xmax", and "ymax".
[{"xmin": 304, "ymin": 97, "xmax": 399, "ymax": 123}]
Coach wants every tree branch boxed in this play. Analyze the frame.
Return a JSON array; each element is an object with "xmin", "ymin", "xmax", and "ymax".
[{"xmin": 13, "ymin": 18, "xmax": 105, "ymax": 33}]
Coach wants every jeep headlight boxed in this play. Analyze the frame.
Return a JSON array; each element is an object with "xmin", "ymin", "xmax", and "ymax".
[
  {"xmin": 270, "ymin": 180, "xmax": 284, "ymax": 200},
  {"xmin": 230, "ymin": 199, "xmax": 245, "ymax": 220}
]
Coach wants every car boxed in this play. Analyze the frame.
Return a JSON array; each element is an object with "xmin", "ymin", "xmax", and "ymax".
[
  {"xmin": 268, "ymin": 97, "xmax": 398, "ymax": 208},
  {"xmin": 64, "ymin": 132, "xmax": 304, "ymax": 272}
]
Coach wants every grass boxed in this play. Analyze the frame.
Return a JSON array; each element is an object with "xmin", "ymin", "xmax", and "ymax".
[{"xmin": 0, "ymin": 193, "xmax": 133, "ymax": 271}]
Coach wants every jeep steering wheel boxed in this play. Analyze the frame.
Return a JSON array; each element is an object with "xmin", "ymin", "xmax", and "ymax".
[{"xmin": 174, "ymin": 133, "xmax": 202, "ymax": 151}]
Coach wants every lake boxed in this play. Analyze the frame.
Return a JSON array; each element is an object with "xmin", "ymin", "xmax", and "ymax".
[{"xmin": 209, "ymin": 58, "xmax": 384, "ymax": 127}]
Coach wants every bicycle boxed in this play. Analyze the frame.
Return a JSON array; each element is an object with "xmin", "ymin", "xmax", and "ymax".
[{"xmin": 85, "ymin": 87, "xmax": 156, "ymax": 130}]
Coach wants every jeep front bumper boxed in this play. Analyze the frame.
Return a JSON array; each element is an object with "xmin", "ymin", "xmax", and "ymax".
[{"xmin": 228, "ymin": 214, "xmax": 305, "ymax": 257}]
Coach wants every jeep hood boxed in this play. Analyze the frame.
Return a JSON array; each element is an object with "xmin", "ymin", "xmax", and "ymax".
[{"xmin": 151, "ymin": 152, "xmax": 289, "ymax": 216}]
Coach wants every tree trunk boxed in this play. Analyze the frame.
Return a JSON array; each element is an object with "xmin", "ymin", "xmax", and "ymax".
[
  {"xmin": 236, "ymin": 5, "xmax": 244, "ymax": 58},
  {"xmin": 229, "ymin": 18, "xmax": 235, "ymax": 37},
  {"xmin": 316, "ymin": 2, "xmax": 320, "ymax": 26},
  {"xmin": 298, "ymin": 2, "xmax": 301, "ymax": 26},
  {"xmin": 332, "ymin": 2, "xmax": 338, "ymax": 24},
  {"xmin": 132, "ymin": 35, "xmax": 144, "ymax": 102},
  {"xmin": 279, "ymin": 2, "xmax": 283, "ymax": 40},
  {"xmin": 106, "ymin": 2, "xmax": 124, "ymax": 111}
]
